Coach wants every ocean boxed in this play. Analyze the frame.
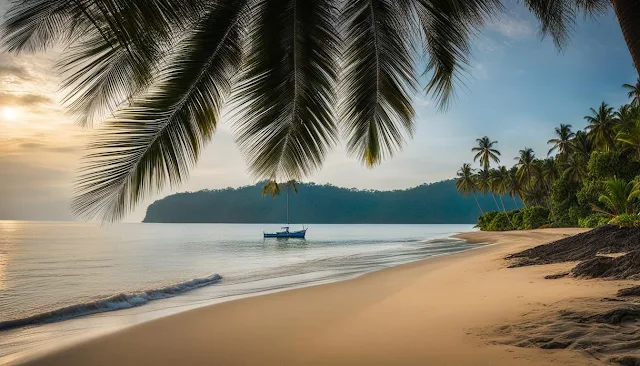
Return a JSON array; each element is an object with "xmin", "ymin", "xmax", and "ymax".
[{"xmin": 0, "ymin": 221, "xmax": 478, "ymax": 363}]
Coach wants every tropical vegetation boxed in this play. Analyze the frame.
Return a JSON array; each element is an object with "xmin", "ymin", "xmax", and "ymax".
[
  {"xmin": 144, "ymin": 180, "xmax": 514, "ymax": 224},
  {"xmin": 456, "ymin": 82, "xmax": 640, "ymax": 230},
  {"xmin": 1, "ymin": 0, "xmax": 639, "ymax": 222}
]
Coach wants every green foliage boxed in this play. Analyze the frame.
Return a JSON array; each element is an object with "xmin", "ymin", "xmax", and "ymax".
[
  {"xmin": 521, "ymin": 206, "xmax": 550, "ymax": 230},
  {"xmin": 144, "ymin": 180, "xmax": 518, "ymax": 224},
  {"xmin": 609, "ymin": 214, "xmax": 640, "ymax": 228},
  {"xmin": 550, "ymin": 177, "xmax": 580, "ymax": 226},
  {"xmin": 487, "ymin": 212, "xmax": 513, "ymax": 231},
  {"xmin": 587, "ymin": 151, "xmax": 640, "ymax": 181},
  {"xmin": 510, "ymin": 210, "xmax": 524, "ymax": 230},
  {"xmin": 477, "ymin": 211, "xmax": 500, "ymax": 231},
  {"xmin": 576, "ymin": 179, "xmax": 605, "ymax": 208},
  {"xmin": 578, "ymin": 214, "xmax": 609, "ymax": 228}
]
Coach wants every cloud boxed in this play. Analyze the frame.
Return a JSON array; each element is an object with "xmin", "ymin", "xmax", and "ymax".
[
  {"xmin": 0, "ymin": 91, "xmax": 53, "ymax": 106},
  {"xmin": 0, "ymin": 64, "xmax": 31, "ymax": 80},
  {"xmin": 489, "ymin": 16, "xmax": 535, "ymax": 39},
  {"xmin": 18, "ymin": 142, "xmax": 79, "ymax": 153}
]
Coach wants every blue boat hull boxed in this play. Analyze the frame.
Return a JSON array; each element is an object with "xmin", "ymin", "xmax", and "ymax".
[{"xmin": 263, "ymin": 229, "xmax": 307, "ymax": 238}]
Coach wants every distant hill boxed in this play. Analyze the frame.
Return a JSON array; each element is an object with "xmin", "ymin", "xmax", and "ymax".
[{"xmin": 143, "ymin": 180, "xmax": 518, "ymax": 224}]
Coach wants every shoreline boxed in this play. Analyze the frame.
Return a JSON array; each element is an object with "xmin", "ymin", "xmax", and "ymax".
[{"xmin": 15, "ymin": 228, "xmax": 637, "ymax": 366}]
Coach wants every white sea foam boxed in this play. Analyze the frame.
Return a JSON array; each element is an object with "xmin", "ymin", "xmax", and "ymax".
[{"xmin": 0, "ymin": 274, "xmax": 222, "ymax": 331}]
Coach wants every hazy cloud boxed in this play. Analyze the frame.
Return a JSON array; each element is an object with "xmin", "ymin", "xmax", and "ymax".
[
  {"xmin": 0, "ymin": 64, "xmax": 31, "ymax": 80},
  {"xmin": 489, "ymin": 16, "xmax": 535, "ymax": 39},
  {"xmin": 0, "ymin": 91, "xmax": 53, "ymax": 106}
]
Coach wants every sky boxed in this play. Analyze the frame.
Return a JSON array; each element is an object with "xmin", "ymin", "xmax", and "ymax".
[{"xmin": 0, "ymin": 1, "xmax": 637, "ymax": 222}]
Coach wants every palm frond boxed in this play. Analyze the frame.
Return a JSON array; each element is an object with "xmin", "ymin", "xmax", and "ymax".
[
  {"xmin": 418, "ymin": 0, "xmax": 499, "ymax": 108},
  {"xmin": 523, "ymin": 0, "xmax": 609, "ymax": 49},
  {"xmin": 340, "ymin": 0, "xmax": 418, "ymax": 167},
  {"xmin": 72, "ymin": 1, "xmax": 247, "ymax": 221},
  {"xmin": 234, "ymin": 0, "xmax": 340, "ymax": 181}
]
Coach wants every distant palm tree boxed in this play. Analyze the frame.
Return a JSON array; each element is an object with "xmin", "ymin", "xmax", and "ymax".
[
  {"xmin": 547, "ymin": 124, "xmax": 575, "ymax": 158},
  {"xmin": 539, "ymin": 158, "xmax": 559, "ymax": 189},
  {"xmin": 507, "ymin": 166, "xmax": 524, "ymax": 208},
  {"xmin": 623, "ymin": 78, "xmax": 640, "ymax": 106},
  {"xmin": 616, "ymin": 120, "xmax": 640, "ymax": 159},
  {"xmin": 614, "ymin": 104, "xmax": 640, "ymax": 134},
  {"xmin": 570, "ymin": 130, "xmax": 593, "ymax": 158},
  {"xmin": 538, "ymin": 157, "xmax": 558, "ymax": 216},
  {"xmin": 585, "ymin": 102, "xmax": 617, "ymax": 151},
  {"xmin": 562, "ymin": 154, "xmax": 588, "ymax": 183},
  {"xmin": 475, "ymin": 168, "xmax": 501, "ymax": 211},
  {"xmin": 491, "ymin": 166, "xmax": 511, "ymax": 212},
  {"xmin": 472, "ymin": 137, "xmax": 500, "ymax": 170},
  {"xmin": 514, "ymin": 148, "xmax": 538, "ymax": 185},
  {"xmin": 456, "ymin": 164, "xmax": 484, "ymax": 215}
]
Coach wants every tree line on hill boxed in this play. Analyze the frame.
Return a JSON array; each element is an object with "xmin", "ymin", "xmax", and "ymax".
[
  {"xmin": 143, "ymin": 180, "xmax": 517, "ymax": 224},
  {"xmin": 456, "ymin": 79, "xmax": 640, "ymax": 231}
]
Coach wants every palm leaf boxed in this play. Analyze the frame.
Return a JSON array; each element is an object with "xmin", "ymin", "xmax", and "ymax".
[
  {"xmin": 340, "ymin": 0, "xmax": 418, "ymax": 167},
  {"xmin": 417, "ymin": 0, "xmax": 499, "ymax": 108},
  {"xmin": 233, "ymin": 0, "xmax": 340, "ymax": 181},
  {"xmin": 72, "ymin": 1, "xmax": 247, "ymax": 221},
  {"xmin": 523, "ymin": 0, "xmax": 608, "ymax": 49}
]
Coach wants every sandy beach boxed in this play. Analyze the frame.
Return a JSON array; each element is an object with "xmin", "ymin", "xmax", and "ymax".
[{"xmin": 16, "ymin": 228, "xmax": 639, "ymax": 366}]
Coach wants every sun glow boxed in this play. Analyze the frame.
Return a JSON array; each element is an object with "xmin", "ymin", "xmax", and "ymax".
[{"xmin": 2, "ymin": 107, "xmax": 18, "ymax": 121}]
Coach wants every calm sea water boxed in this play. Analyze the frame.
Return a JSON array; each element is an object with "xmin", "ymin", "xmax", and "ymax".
[{"xmin": 0, "ymin": 221, "xmax": 477, "ymax": 363}]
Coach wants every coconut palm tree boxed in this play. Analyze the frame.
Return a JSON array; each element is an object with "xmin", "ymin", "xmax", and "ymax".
[
  {"xmin": 591, "ymin": 177, "xmax": 640, "ymax": 217},
  {"xmin": 514, "ymin": 148, "xmax": 538, "ymax": 185},
  {"xmin": 585, "ymin": 102, "xmax": 617, "ymax": 151},
  {"xmin": 475, "ymin": 168, "xmax": 501, "ymax": 211},
  {"xmin": 539, "ymin": 158, "xmax": 559, "ymax": 189},
  {"xmin": 507, "ymin": 166, "xmax": 524, "ymax": 208},
  {"xmin": 491, "ymin": 166, "xmax": 511, "ymax": 212},
  {"xmin": 562, "ymin": 153, "xmax": 588, "ymax": 183},
  {"xmin": 614, "ymin": 104, "xmax": 640, "ymax": 134},
  {"xmin": 472, "ymin": 136, "xmax": 501, "ymax": 170},
  {"xmin": 547, "ymin": 124, "xmax": 575, "ymax": 159},
  {"xmin": 623, "ymin": 78, "xmax": 640, "ymax": 106},
  {"xmin": 456, "ymin": 164, "xmax": 484, "ymax": 215},
  {"xmin": 570, "ymin": 130, "xmax": 593, "ymax": 158},
  {"xmin": 0, "ymin": 0, "xmax": 623, "ymax": 221},
  {"xmin": 616, "ymin": 120, "xmax": 640, "ymax": 159}
]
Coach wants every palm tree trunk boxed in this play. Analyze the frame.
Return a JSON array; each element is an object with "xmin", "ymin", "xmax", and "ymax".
[
  {"xmin": 491, "ymin": 194, "xmax": 500, "ymax": 211},
  {"xmin": 472, "ymin": 192, "xmax": 484, "ymax": 215},
  {"xmin": 611, "ymin": 0, "xmax": 640, "ymax": 75},
  {"xmin": 512, "ymin": 195, "xmax": 519, "ymax": 209},
  {"xmin": 499, "ymin": 195, "xmax": 506, "ymax": 212}
]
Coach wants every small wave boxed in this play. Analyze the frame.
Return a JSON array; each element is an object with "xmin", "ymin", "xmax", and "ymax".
[
  {"xmin": 0, "ymin": 274, "xmax": 222, "ymax": 331},
  {"xmin": 420, "ymin": 237, "xmax": 466, "ymax": 245}
]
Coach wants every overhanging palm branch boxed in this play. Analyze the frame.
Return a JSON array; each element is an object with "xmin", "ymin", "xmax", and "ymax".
[
  {"xmin": 234, "ymin": 0, "xmax": 339, "ymax": 179},
  {"xmin": 0, "ymin": 0, "xmax": 611, "ymax": 221},
  {"xmin": 72, "ymin": 2, "xmax": 247, "ymax": 221}
]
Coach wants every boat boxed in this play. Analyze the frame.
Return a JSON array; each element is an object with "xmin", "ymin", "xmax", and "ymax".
[
  {"xmin": 263, "ymin": 181, "xmax": 307, "ymax": 238},
  {"xmin": 263, "ymin": 226, "xmax": 307, "ymax": 238}
]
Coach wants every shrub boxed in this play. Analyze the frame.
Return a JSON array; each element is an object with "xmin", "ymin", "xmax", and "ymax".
[
  {"xmin": 511, "ymin": 211, "xmax": 524, "ymax": 230},
  {"xmin": 598, "ymin": 215, "xmax": 612, "ymax": 226},
  {"xmin": 609, "ymin": 214, "xmax": 640, "ymax": 228},
  {"xmin": 487, "ymin": 212, "xmax": 514, "ymax": 231},
  {"xmin": 551, "ymin": 177, "xmax": 580, "ymax": 226},
  {"xmin": 588, "ymin": 150, "xmax": 640, "ymax": 181},
  {"xmin": 578, "ymin": 214, "xmax": 609, "ymax": 228},
  {"xmin": 477, "ymin": 211, "xmax": 500, "ymax": 231},
  {"xmin": 521, "ymin": 206, "xmax": 550, "ymax": 230}
]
